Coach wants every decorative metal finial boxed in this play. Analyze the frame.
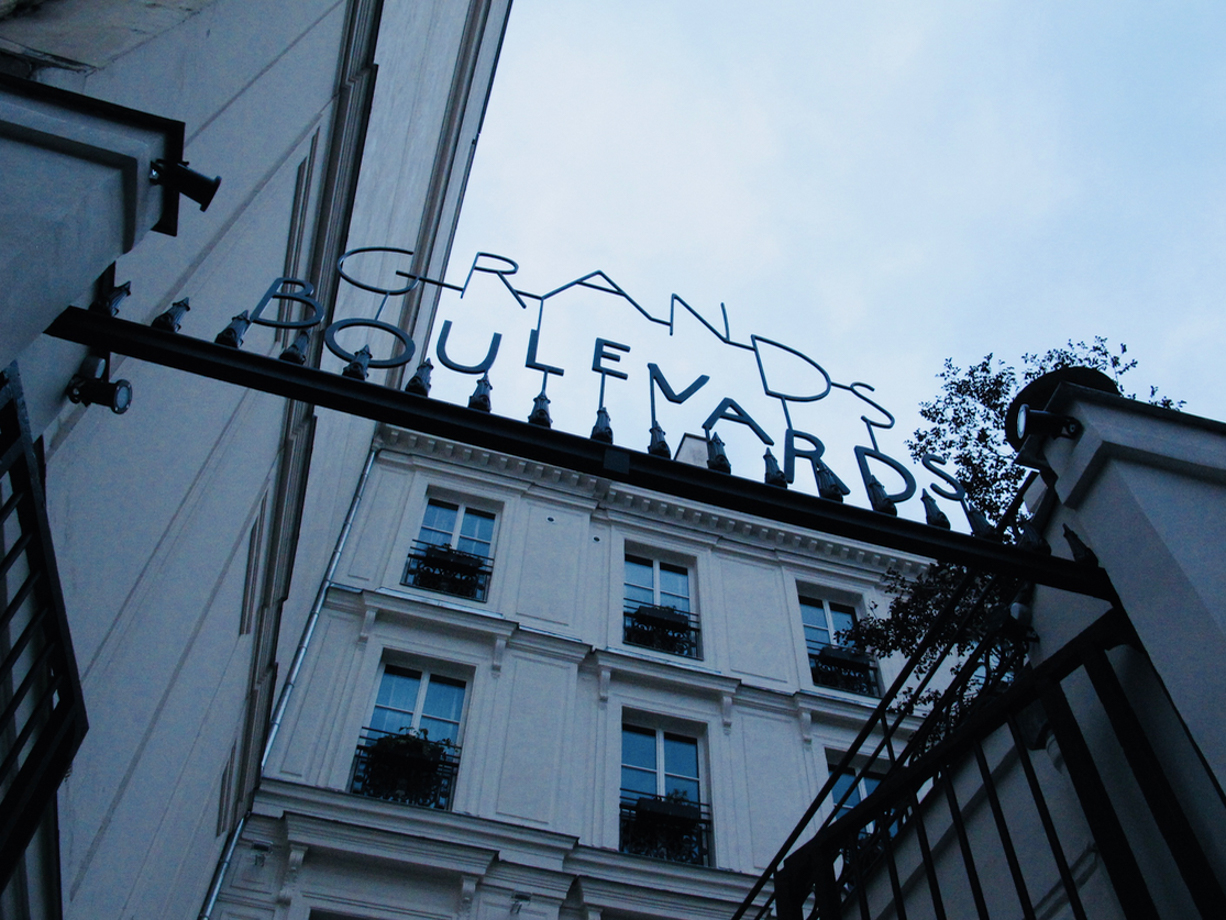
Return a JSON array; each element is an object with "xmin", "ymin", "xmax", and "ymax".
[
  {"xmin": 866, "ymin": 475, "xmax": 897, "ymax": 515},
  {"xmin": 706, "ymin": 432, "xmax": 731, "ymax": 474},
  {"xmin": 590, "ymin": 406, "xmax": 614, "ymax": 443},
  {"xmin": 405, "ymin": 359, "xmax": 433, "ymax": 396},
  {"xmin": 1062, "ymin": 524, "xmax": 1098, "ymax": 565},
  {"xmin": 342, "ymin": 344, "xmax": 372, "ymax": 380},
  {"xmin": 816, "ymin": 465, "xmax": 848, "ymax": 502},
  {"xmin": 648, "ymin": 421, "xmax": 671, "ymax": 459},
  {"xmin": 215, "ymin": 311, "xmax": 251, "ymax": 348},
  {"xmin": 278, "ymin": 331, "xmax": 310, "ymax": 364},
  {"xmin": 763, "ymin": 449, "xmax": 787, "ymax": 487},
  {"xmin": 152, "ymin": 297, "xmax": 190, "ymax": 333},
  {"xmin": 468, "ymin": 374, "xmax": 492, "ymax": 412},
  {"xmin": 528, "ymin": 390, "xmax": 552, "ymax": 427},
  {"xmin": 921, "ymin": 490, "xmax": 950, "ymax": 529}
]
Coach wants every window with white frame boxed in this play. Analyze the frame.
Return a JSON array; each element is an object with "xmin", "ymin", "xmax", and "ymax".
[
  {"xmin": 403, "ymin": 498, "xmax": 496, "ymax": 601},
  {"xmin": 619, "ymin": 724, "xmax": 711, "ymax": 865},
  {"xmin": 351, "ymin": 665, "xmax": 466, "ymax": 809},
  {"xmin": 622, "ymin": 554, "xmax": 700, "ymax": 658},
  {"xmin": 800, "ymin": 595, "xmax": 880, "ymax": 697}
]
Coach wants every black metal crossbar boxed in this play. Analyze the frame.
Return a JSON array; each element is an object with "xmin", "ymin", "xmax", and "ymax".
[{"xmin": 45, "ymin": 307, "xmax": 1116, "ymax": 598}]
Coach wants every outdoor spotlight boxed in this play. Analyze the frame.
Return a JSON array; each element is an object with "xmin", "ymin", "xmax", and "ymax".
[
  {"xmin": 151, "ymin": 297, "xmax": 190, "ymax": 332},
  {"xmin": 216, "ymin": 311, "xmax": 251, "ymax": 348},
  {"xmin": 66, "ymin": 354, "xmax": 132, "ymax": 415},
  {"xmin": 706, "ymin": 433, "xmax": 731, "ymax": 474},
  {"xmin": 1014, "ymin": 405, "xmax": 1081, "ymax": 443},
  {"xmin": 279, "ymin": 331, "xmax": 311, "ymax": 364},
  {"xmin": 405, "ymin": 359, "xmax": 433, "ymax": 396},
  {"xmin": 468, "ymin": 374, "xmax": 492, "ymax": 412},
  {"xmin": 647, "ymin": 421, "xmax": 670, "ymax": 459},
  {"xmin": 150, "ymin": 159, "xmax": 221, "ymax": 211},
  {"xmin": 590, "ymin": 406, "xmax": 614, "ymax": 443},
  {"xmin": 89, "ymin": 279, "xmax": 131, "ymax": 316},
  {"xmin": 528, "ymin": 391, "xmax": 552, "ymax": 427},
  {"xmin": 921, "ymin": 490, "xmax": 950, "ymax": 529},
  {"xmin": 342, "ymin": 345, "xmax": 372, "ymax": 380},
  {"xmin": 763, "ymin": 449, "xmax": 788, "ymax": 487}
]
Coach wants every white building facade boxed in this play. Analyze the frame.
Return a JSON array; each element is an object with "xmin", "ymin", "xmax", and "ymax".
[
  {"xmin": 0, "ymin": 1, "xmax": 512, "ymax": 916},
  {"xmin": 212, "ymin": 423, "xmax": 924, "ymax": 920}
]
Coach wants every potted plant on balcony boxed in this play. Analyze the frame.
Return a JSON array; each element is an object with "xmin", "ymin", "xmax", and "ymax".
[
  {"xmin": 363, "ymin": 728, "xmax": 455, "ymax": 803},
  {"xmin": 635, "ymin": 788, "xmax": 701, "ymax": 822}
]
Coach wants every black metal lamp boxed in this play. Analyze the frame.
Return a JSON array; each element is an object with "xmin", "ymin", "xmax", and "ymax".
[
  {"xmin": 215, "ymin": 311, "xmax": 251, "ymax": 347},
  {"xmin": 279, "ymin": 331, "xmax": 311, "ymax": 364},
  {"xmin": 706, "ymin": 433, "xmax": 731, "ymax": 474},
  {"xmin": 150, "ymin": 159, "xmax": 221, "ymax": 211},
  {"xmin": 1013, "ymin": 405, "xmax": 1081, "ymax": 443},
  {"xmin": 342, "ymin": 345, "xmax": 372, "ymax": 380},
  {"xmin": 468, "ymin": 374, "xmax": 492, "ymax": 412},
  {"xmin": 528, "ymin": 390, "xmax": 552, "ymax": 427},
  {"xmin": 590, "ymin": 406, "xmax": 614, "ymax": 443},
  {"xmin": 647, "ymin": 421, "xmax": 670, "ymax": 459},
  {"xmin": 763, "ymin": 449, "xmax": 787, "ymax": 487},
  {"xmin": 152, "ymin": 297, "xmax": 190, "ymax": 332},
  {"xmin": 66, "ymin": 354, "xmax": 132, "ymax": 414},
  {"xmin": 405, "ymin": 359, "xmax": 433, "ymax": 396}
]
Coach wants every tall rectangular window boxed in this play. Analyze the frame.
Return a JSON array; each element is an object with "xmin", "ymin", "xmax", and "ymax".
[
  {"xmin": 619, "ymin": 725, "xmax": 710, "ymax": 865},
  {"xmin": 403, "ymin": 499, "xmax": 496, "ymax": 601},
  {"xmin": 623, "ymin": 554, "xmax": 700, "ymax": 658},
  {"xmin": 351, "ymin": 665, "xmax": 466, "ymax": 810},
  {"xmin": 800, "ymin": 596, "xmax": 880, "ymax": 697}
]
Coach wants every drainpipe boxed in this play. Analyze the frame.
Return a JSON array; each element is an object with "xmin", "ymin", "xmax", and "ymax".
[{"xmin": 198, "ymin": 442, "xmax": 380, "ymax": 920}]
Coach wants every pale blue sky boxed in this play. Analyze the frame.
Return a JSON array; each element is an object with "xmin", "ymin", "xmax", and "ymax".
[{"xmin": 428, "ymin": 1, "xmax": 1226, "ymax": 520}]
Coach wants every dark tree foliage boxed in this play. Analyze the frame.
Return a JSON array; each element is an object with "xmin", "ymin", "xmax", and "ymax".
[
  {"xmin": 906, "ymin": 337, "xmax": 1182, "ymax": 522},
  {"xmin": 844, "ymin": 338, "xmax": 1181, "ymax": 682}
]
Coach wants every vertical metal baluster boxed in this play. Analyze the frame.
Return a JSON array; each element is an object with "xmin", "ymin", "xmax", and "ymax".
[
  {"xmin": 972, "ymin": 740, "xmax": 1036, "ymax": 919},
  {"xmin": 1083, "ymin": 648, "xmax": 1226, "ymax": 918},
  {"xmin": 943, "ymin": 776, "xmax": 992, "ymax": 919},
  {"xmin": 881, "ymin": 814, "xmax": 909, "ymax": 920},
  {"xmin": 1005, "ymin": 715, "xmax": 1088, "ymax": 920},
  {"xmin": 1041, "ymin": 681, "xmax": 1159, "ymax": 920},
  {"xmin": 909, "ymin": 794, "xmax": 948, "ymax": 920}
]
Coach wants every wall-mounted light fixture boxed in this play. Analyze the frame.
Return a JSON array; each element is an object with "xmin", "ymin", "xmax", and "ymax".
[
  {"xmin": 150, "ymin": 159, "xmax": 221, "ymax": 211},
  {"xmin": 66, "ymin": 354, "xmax": 132, "ymax": 414},
  {"xmin": 1013, "ymin": 405, "xmax": 1081, "ymax": 444},
  {"xmin": 152, "ymin": 297, "xmax": 190, "ymax": 332}
]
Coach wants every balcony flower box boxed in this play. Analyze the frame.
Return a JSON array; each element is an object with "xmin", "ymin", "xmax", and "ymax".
[
  {"xmin": 817, "ymin": 645, "xmax": 874, "ymax": 670},
  {"xmin": 635, "ymin": 795, "xmax": 701, "ymax": 822},
  {"xmin": 629, "ymin": 604, "xmax": 690, "ymax": 630},
  {"xmin": 422, "ymin": 543, "xmax": 486, "ymax": 573}
]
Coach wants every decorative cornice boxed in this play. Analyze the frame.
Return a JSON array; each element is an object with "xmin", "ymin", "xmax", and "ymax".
[{"xmin": 378, "ymin": 425, "xmax": 929, "ymax": 579}]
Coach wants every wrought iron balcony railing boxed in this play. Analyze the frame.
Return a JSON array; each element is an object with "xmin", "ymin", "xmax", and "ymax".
[
  {"xmin": 0, "ymin": 369, "xmax": 87, "ymax": 894},
  {"xmin": 808, "ymin": 645, "xmax": 881, "ymax": 697},
  {"xmin": 619, "ymin": 792, "xmax": 713, "ymax": 866},
  {"xmin": 349, "ymin": 727, "xmax": 460, "ymax": 810},
  {"xmin": 623, "ymin": 603, "xmax": 702, "ymax": 658},
  {"xmin": 402, "ymin": 540, "xmax": 492, "ymax": 602}
]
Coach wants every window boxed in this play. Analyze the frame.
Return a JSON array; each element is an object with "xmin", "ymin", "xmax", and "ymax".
[
  {"xmin": 622, "ymin": 554, "xmax": 700, "ymax": 658},
  {"xmin": 800, "ymin": 596, "xmax": 880, "ymax": 697},
  {"xmin": 403, "ymin": 499, "xmax": 496, "ymax": 601},
  {"xmin": 830, "ymin": 765, "xmax": 882, "ymax": 824},
  {"xmin": 350, "ymin": 665, "xmax": 466, "ymax": 809},
  {"xmin": 619, "ymin": 725, "xmax": 711, "ymax": 865}
]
